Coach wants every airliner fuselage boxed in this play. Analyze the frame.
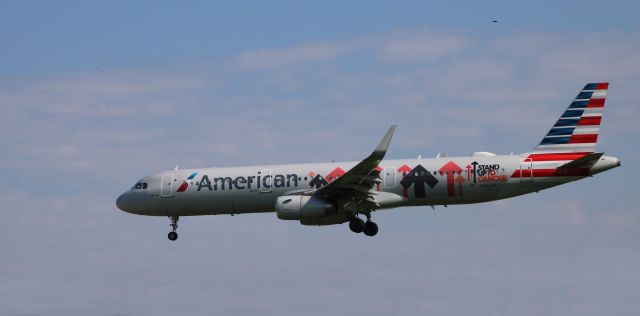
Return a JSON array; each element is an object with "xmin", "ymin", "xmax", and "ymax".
[{"xmin": 117, "ymin": 154, "xmax": 618, "ymax": 217}]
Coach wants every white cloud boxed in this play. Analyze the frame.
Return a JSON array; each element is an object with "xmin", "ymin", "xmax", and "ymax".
[
  {"xmin": 231, "ymin": 29, "xmax": 468, "ymax": 70},
  {"xmin": 232, "ymin": 41, "xmax": 357, "ymax": 70},
  {"xmin": 0, "ymin": 70, "xmax": 206, "ymax": 123},
  {"xmin": 377, "ymin": 31, "xmax": 467, "ymax": 63}
]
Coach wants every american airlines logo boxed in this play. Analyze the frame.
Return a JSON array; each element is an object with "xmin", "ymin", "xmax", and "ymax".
[
  {"xmin": 197, "ymin": 172, "xmax": 300, "ymax": 191},
  {"xmin": 176, "ymin": 172, "xmax": 198, "ymax": 192}
]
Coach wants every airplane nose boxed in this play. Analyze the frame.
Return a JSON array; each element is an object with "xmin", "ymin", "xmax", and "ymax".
[{"xmin": 116, "ymin": 193, "xmax": 130, "ymax": 212}]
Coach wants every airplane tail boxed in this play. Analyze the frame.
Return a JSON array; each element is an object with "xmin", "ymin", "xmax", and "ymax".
[{"xmin": 532, "ymin": 82, "xmax": 608, "ymax": 154}]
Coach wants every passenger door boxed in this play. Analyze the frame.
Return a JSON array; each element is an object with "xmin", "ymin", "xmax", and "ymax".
[{"xmin": 161, "ymin": 174, "xmax": 174, "ymax": 197}]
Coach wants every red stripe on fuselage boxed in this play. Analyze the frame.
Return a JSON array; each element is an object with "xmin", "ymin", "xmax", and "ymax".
[
  {"xmin": 527, "ymin": 152, "xmax": 590, "ymax": 161},
  {"xmin": 511, "ymin": 168, "xmax": 590, "ymax": 178}
]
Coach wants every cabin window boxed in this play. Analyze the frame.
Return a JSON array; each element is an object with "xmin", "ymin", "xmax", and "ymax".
[{"xmin": 304, "ymin": 177, "xmax": 308, "ymax": 181}]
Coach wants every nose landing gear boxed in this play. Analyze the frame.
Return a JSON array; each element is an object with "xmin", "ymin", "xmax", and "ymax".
[
  {"xmin": 168, "ymin": 215, "xmax": 179, "ymax": 241},
  {"xmin": 348, "ymin": 211, "xmax": 379, "ymax": 237}
]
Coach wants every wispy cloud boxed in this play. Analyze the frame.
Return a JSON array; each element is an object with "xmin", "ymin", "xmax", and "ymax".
[
  {"xmin": 232, "ymin": 41, "xmax": 358, "ymax": 70},
  {"xmin": 376, "ymin": 31, "xmax": 467, "ymax": 63},
  {"xmin": 0, "ymin": 70, "xmax": 205, "ymax": 118},
  {"xmin": 231, "ymin": 28, "xmax": 468, "ymax": 70}
]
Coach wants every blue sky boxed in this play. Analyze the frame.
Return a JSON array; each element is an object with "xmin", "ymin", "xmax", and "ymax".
[
  {"xmin": 1, "ymin": 1, "xmax": 639, "ymax": 315},
  {"xmin": 2, "ymin": 0, "xmax": 638, "ymax": 75}
]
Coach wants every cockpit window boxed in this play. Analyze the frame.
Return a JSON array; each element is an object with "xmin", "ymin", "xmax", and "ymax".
[{"xmin": 132, "ymin": 181, "xmax": 150, "ymax": 190}]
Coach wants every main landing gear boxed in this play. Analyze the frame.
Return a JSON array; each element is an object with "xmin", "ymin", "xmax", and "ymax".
[
  {"xmin": 168, "ymin": 215, "xmax": 179, "ymax": 241},
  {"xmin": 349, "ymin": 211, "xmax": 378, "ymax": 237}
]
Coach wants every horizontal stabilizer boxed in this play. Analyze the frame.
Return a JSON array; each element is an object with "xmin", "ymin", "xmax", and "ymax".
[{"xmin": 557, "ymin": 152, "xmax": 604, "ymax": 169}]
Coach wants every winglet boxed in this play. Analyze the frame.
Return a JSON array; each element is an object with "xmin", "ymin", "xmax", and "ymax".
[{"xmin": 371, "ymin": 125, "xmax": 397, "ymax": 160}]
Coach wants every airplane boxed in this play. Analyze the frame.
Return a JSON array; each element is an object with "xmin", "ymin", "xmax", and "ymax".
[{"xmin": 116, "ymin": 82, "xmax": 620, "ymax": 240}]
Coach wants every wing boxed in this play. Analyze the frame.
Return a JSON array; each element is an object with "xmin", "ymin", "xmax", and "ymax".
[{"xmin": 313, "ymin": 125, "xmax": 397, "ymax": 209}]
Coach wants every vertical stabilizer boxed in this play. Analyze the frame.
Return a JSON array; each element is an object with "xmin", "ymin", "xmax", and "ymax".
[{"xmin": 533, "ymin": 82, "xmax": 608, "ymax": 154}]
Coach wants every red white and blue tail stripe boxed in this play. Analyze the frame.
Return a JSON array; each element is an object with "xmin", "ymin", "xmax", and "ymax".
[{"xmin": 533, "ymin": 82, "xmax": 608, "ymax": 154}]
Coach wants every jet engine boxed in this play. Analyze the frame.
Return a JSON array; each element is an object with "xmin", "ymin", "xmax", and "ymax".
[{"xmin": 275, "ymin": 195, "xmax": 336, "ymax": 220}]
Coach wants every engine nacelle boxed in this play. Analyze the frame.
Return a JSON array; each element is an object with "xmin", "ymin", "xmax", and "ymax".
[{"xmin": 275, "ymin": 195, "xmax": 336, "ymax": 220}]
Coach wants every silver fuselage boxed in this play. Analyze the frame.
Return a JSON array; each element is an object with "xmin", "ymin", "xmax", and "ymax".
[{"xmin": 116, "ymin": 153, "xmax": 620, "ymax": 217}]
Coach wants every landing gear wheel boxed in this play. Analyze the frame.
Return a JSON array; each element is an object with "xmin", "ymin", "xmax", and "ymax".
[
  {"xmin": 349, "ymin": 218, "xmax": 365, "ymax": 233},
  {"xmin": 168, "ymin": 215, "xmax": 179, "ymax": 241},
  {"xmin": 363, "ymin": 221, "xmax": 378, "ymax": 237}
]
